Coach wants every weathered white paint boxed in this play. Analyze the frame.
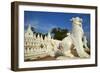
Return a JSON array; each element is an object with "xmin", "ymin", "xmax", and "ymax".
[
  {"xmin": 61, "ymin": 17, "xmax": 89, "ymax": 58},
  {"xmin": 24, "ymin": 25, "xmax": 60, "ymax": 60}
]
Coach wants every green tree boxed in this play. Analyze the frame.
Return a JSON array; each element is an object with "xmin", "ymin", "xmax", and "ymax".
[{"xmin": 51, "ymin": 28, "xmax": 69, "ymax": 40}]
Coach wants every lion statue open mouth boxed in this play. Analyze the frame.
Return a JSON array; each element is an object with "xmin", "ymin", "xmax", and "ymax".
[{"xmin": 56, "ymin": 17, "xmax": 90, "ymax": 59}]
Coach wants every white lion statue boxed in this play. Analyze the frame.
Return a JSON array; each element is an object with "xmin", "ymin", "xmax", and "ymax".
[{"xmin": 58, "ymin": 17, "xmax": 90, "ymax": 58}]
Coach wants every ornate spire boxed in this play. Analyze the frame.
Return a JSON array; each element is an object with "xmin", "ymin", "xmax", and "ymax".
[
  {"xmin": 33, "ymin": 33, "xmax": 36, "ymax": 39},
  {"xmin": 40, "ymin": 35, "xmax": 43, "ymax": 41},
  {"xmin": 44, "ymin": 35, "xmax": 47, "ymax": 41},
  {"xmin": 47, "ymin": 31, "xmax": 51, "ymax": 39},
  {"xmin": 27, "ymin": 24, "xmax": 32, "ymax": 32},
  {"xmin": 26, "ymin": 24, "xmax": 33, "ymax": 37}
]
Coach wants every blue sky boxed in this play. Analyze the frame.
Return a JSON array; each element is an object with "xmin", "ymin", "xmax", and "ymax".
[{"xmin": 24, "ymin": 11, "xmax": 90, "ymax": 40}]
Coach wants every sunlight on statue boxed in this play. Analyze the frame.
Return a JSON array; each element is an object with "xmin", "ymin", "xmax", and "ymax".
[{"xmin": 57, "ymin": 17, "xmax": 90, "ymax": 59}]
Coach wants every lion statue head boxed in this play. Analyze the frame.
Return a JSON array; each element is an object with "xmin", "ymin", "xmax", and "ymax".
[{"xmin": 70, "ymin": 17, "xmax": 83, "ymax": 27}]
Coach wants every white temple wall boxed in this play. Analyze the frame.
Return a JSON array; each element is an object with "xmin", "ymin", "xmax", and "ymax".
[{"xmin": 24, "ymin": 25, "xmax": 61, "ymax": 59}]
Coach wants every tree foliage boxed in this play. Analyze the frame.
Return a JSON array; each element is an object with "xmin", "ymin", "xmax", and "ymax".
[{"xmin": 51, "ymin": 28, "xmax": 69, "ymax": 40}]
